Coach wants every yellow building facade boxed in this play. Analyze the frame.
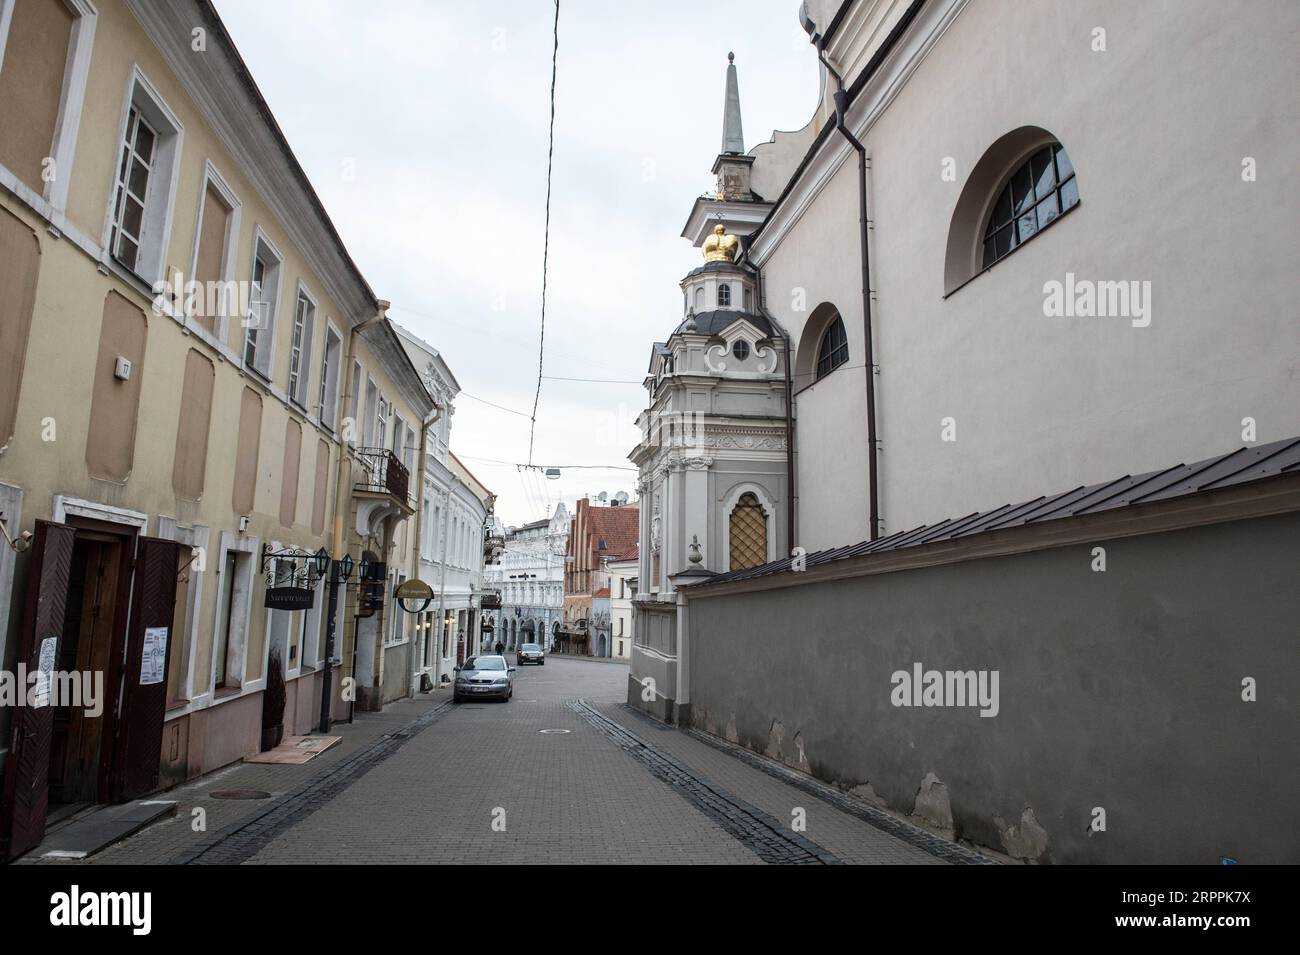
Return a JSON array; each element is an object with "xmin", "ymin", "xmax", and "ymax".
[{"xmin": 0, "ymin": 0, "xmax": 434, "ymax": 857}]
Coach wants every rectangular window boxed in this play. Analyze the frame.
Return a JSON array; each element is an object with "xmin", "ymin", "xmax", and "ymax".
[
  {"xmin": 348, "ymin": 360, "xmax": 362, "ymax": 446},
  {"xmin": 318, "ymin": 326, "xmax": 341, "ymax": 430},
  {"xmin": 362, "ymin": 379, "xmax": 377, "ymax": 446},
  {"xmin": 105, "ymin": 68, "xmax": 183, "ymax": 283},
  {"xmin": 243, "ymin": 234, "xmax": 281, "ymax": 377},
  {"xmin": 376, "ymin": 395, "xmax": 388, "ymax": 450},
  {"xmin": 108, "ymin": 106, "xmax": 155, "ymax": 272},
  {"xmin": 287, "ymin": 285, "xmax": 316, "ymax": 407}
]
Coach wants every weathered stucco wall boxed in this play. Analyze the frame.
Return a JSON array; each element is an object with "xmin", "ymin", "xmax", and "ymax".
[{"xmin": 686, "ymin": 511, "xmax": 1300, "ymax": 864}]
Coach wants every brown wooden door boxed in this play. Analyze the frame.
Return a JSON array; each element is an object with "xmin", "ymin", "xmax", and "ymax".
[
  {"xmin": 110, "ymin": 536, "xmax": 180, "ymax": 802},
  {"xmin": 0, "ymin": 520, "xmax": 76, "ymax": 859}
]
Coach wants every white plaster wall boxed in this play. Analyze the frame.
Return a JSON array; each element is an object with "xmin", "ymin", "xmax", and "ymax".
[
  {"xmin": 763, "ymin": 159, "xmax": 873, "ymax": 549},
  {"xmin": 763, "ymin": 0, "xmax": 1300, "ymax": 544}
]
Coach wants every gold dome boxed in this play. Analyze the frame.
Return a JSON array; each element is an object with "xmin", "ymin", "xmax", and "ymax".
[{"xmin": 702, "ymin": 224, "xmax": 739, "ymax": 262}]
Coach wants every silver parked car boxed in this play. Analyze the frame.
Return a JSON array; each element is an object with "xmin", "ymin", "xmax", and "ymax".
[
  {"xmin": 453, "ymin": 655, "xmax": 515, "ymax": 703},
  {"xmin": 517, "ymin": 642, "xmax": 546, "ymax": 665}
]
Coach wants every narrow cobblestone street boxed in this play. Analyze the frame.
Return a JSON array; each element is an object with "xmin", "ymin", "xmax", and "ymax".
[{"xmin": 24, "ymin": 656, "xmax": 967, "ymax": 865}]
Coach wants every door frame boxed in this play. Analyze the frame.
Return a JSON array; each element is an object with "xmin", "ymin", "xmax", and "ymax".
[{"xmin": 56, "ymin": 501, "xmax": 144, "ymax": 802}]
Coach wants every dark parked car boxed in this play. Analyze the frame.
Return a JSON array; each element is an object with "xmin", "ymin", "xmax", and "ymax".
[
  {"xmin": 452, "ymin": 655, "xmax": 515, "ymax": 702},
  {"xmin": 517, "ymin": 642, "xmax": 545, "ymax": 665}
]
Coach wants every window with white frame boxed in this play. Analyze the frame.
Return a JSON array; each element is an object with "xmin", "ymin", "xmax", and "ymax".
[
  {"xmin": 376, "ymin": 395, "xmax": 388, "ymax": 450},
  {"xmin": 347, "ymin": 360, "xmax": 362, "ymax": 445},
  {"xmin": 421, "ymin": 495, "xmax": 434, "ymax": 560},
  {"xmin": 318, "ymin": 326, "xmax": 341, "ymax": 431},
  {"xmin": 287, "ymin": 285, "xmax": 316, "ymax": 407},
  {"xmin": 362, "ymin": 379, "xmax": 377, "ymax": 445},
  {"xmin": 106, "ymin": 68, "xmax": 182, "ymax": 283},
  {"xmin": 243, "ymin": 233, "xmax": 282, "ymax": 377},
  {"xmin": 108, "ymin": 107, "xmax": 155, "ymax": 273},
  {"xmin": 717, "ymin": 283, "xmax": 731, "ymax": 308},
  {"xmin": 386, "ymin": 573, "xmax": 406, "ymax": 645}
]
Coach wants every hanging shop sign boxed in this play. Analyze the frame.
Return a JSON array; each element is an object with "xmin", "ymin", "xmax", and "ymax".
[
  {"xmin": 394, "ymin": 578, "xmax": 434, "ymax": 614},
  {"xmin": 265, "ymin": 586, "xmax": 315, "ymax": 611}
]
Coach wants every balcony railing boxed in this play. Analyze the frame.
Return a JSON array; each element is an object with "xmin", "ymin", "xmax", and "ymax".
[{"xmin": 354, "ymin": 447, "xmax": 410, "ymax": 506}]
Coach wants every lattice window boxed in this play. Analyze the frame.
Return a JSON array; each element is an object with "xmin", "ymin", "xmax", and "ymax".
[{"xmin": 728, "ymin": 492, "xmax": 768, "ymax": 570}]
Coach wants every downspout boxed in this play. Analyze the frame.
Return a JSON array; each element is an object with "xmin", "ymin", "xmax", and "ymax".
[
  {"xmin": 815, "ymin": 44, "xmax": 880, "ymax": 540},
  {"xmin": 330, "ymin": 300, "xmax": 388, "ymax": 720},
  {"xmin": 410, "ymin": 401, "xmax": 442, "ymax": 691},
  {"xmin": 433, "ymin": 481, "xmax": 450, "ymax": 685}
]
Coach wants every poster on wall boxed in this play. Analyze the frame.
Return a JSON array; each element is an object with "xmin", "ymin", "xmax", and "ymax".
[
  {"xmin": 33, "ymin": 635, "xmax": 57, "ymax": 707},
  {"xmin": 140, "ymin": 626, "xmax": 169, "ymax": 685}
]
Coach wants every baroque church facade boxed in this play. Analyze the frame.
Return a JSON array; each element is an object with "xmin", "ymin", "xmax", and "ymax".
[{"xmin": 628, "ymin": 0, "xmax": 1299, "ymax": 734}]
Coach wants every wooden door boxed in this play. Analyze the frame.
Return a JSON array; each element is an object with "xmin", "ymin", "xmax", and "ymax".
[
  {"xmin": 0, "ymin": 521, "xmax": 76, "ymax": 859},
  {"xmin": 109, "ymin": 536, "xmax": 180, "ymax": 802}
]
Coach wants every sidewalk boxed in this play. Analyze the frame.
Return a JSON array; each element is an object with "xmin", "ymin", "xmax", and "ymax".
[
  {"xmin": 544, "ymin": 651, "xmax": 629, "ymax": 664},
  {"xmin": 17, "ymin": 688, "xmax": 451, "ymax": 865},
  {"xmin": 594, "ymin": 701, "xmax": 994, "ymax": 864}
]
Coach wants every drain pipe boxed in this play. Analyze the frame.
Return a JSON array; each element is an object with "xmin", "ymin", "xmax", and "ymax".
[
  {"xmin": 803, "ymin": 24, "xmax": 880, "ymax": 540},
  {"xmin": 409, "ymin": 401, "xmax": 442, "ymax": 694}
]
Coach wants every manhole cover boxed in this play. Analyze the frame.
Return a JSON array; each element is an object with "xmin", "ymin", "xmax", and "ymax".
[
  {"xmin": 539, "ymin": 729, "xmax": 571, "ymax": 735},
  {"xmin": 210, "ymin": 789, "xmax": 273, "ymax": 800}
]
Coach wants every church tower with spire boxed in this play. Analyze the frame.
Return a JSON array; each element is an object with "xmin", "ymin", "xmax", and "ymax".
[
  {"xmin": 628, "ymin": 55, "xmax": 789, "ymax": 725},
  {"xmin": 681, "ymin": 53, "xmax": 777, "ymax": 251}
]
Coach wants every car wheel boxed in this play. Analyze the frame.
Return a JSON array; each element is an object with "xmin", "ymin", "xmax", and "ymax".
[{"xmin": 453, "ymin": 695, "xmax": 462, "ymax": 703}]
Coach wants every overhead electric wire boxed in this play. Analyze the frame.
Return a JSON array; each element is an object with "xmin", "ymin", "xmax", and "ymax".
[
  {"xmin": 527, "ymin": 0, "xmax": 561, "ymax": 466},
  {"xmin": 456, "ymin": 452, "xmax": 636, "ymax": 472},
  {"xmin": 458, "ymin": 391, "xmax": 533, "ymax": 417},
  {"xmin": 542, "ymin": 375, "xmax": 643, "ymax": 384}
]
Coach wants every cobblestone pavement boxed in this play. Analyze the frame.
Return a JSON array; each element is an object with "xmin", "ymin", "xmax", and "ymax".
[{"xmin": 24, "ymin": 656, "xmax": 976, "ymax": 865}]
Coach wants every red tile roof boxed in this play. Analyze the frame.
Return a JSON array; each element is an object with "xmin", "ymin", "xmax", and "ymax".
[{"xmin": 586, "ymin": 504, "xmax": 640, "ymax": 562}]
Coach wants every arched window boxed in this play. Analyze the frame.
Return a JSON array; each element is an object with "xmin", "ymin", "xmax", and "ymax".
[
  {"xmin": 694, "ymin": 286, "xmax": 703, "ymax": 309},
  {"xmin": 982, "ymin": 143, "xmax": 1078, "ymax": 268},
  {"xmin": 728, "ymin": 492, "xmax": 768, "ymax": 571},
  {"xmin": 945, "ymin": 128, "xmax": 1079, "ymax": 294},
  {"xmin": 717, "ymin": 283, "xmax": 731, "ymax": 308},
  {"xmin": 815, "ymin": 317, "xmax": 848, "ymax": 379}
]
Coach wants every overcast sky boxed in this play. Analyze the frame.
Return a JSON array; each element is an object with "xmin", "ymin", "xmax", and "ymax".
[{"xmin": 215, "ymin": 0, "xmax": 821, "ymax": 526}]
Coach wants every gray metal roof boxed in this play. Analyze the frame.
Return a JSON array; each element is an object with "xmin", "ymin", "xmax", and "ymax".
[
  {"xmin": 673, "ymin": 309, "xmax": 774, "ymax": 338},
  {"xmin": 697, "ymin": 436, "xmax": 1300, "ymax": 586},
  {"xmin": 681, "ymin": 260, "xmax": 750, "ymax": 280}
]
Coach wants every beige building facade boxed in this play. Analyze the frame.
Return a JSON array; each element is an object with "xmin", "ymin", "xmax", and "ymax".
[{"xmin": 0, "ymin": 0, "xmax": 435, "ymax": 857}]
